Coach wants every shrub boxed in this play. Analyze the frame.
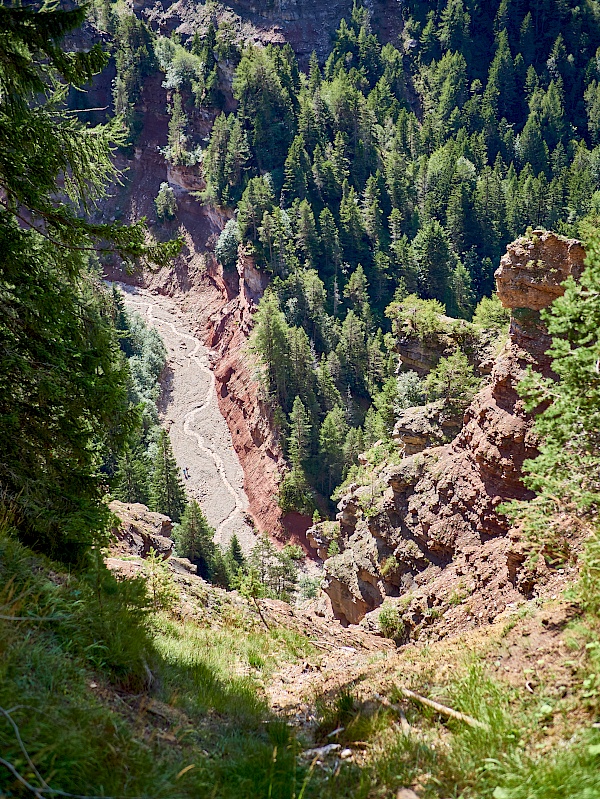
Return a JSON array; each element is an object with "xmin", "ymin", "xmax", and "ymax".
[
  {"xmin": 154, "ymin": 182, "xmax": 177, "ymax": 220},
  {"xmin": 396, "ymin": 370, "xmax": 427, "ymax": 410},
  {"xmin": 215, "ymin": 218, "xmax": 241, "ymax": 269},
  {"xmin": 298, "ymin": 574, "xmax": 321, "ymax": 599},
  {"xmin": 387, "ymin": 294, "xmax": 448, "ymax": 340},
  {"xmin": 425, "ymin": 349, "xmax": 481, "ymax": 411},
  {"xmin": 472, "ymin": 293, "xmax": 510, "ymax": 330},
  {"xmin": 277, "ymin": 466, "xmax": 316, "ymax": 516},
  {"xmin": 327, "ymin": 540, "xmax": 340, "ymax": 557},
  {"xmin": 378, "ymin": 604, "xmax": 405, "ymax": 644},
  {"xmin": 143, "ymin": 548, "xmax": 178, "ymax": 611}
]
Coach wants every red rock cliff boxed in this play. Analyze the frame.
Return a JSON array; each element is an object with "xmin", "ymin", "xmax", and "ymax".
[{"xmin": 318, "ymin": 231, "xmax": 586, "ymax": 632}]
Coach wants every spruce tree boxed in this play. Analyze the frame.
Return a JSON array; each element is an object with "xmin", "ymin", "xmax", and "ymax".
[
  {"xmin": 113, "ymin": 445, "xmax": 150, "ymax": 505},
  {"xmin": 295, "ymin": 199, "xmax": 320, "ymax": 266},
  {"xmin": 344, "ymin": 264, "xmax": 370, "ymax": 316},
  {"xmin": 319, "ymin": 406, "xmax": 348, "ymax": 493},
  {"xmin": 483, "ymin": 29, "xmax": 516, "ymax": 122},
  {"xmin": 425, "ymin": 349, "xmax": 480, "ymax": 412},
  {"xmin": 150, "ymin": 430, "xmax": 187, "ymax": 522},
  {"xmin": 173, "ymin": 500, "xmax": 214, "ymax": 570},
  {"xmin": 167, "ymin": 90, "xmax": 187, "ymax": 164},
  {"xmin": 237, "ymin": 176, "xmax": 275, "ymax": 241},
  {"xmin": 281, "ymin": 134, "xmax": 311, "ymax": 205},
  {"xmin": 319, "ymin": 209, "xmax": 342, "ymax": 275},
  {"xmin": 251, "ymin": 292, "xmax": 291, "ymax": 407},
  {"xmin": 411, "ymin": 220, "xmax": 455, "ymax": 307},
  {"xmin": 288, "ymin": 396, "xmax": 312, "ymax": 468},
  {"xmin": 0, "ymin": 3, "xmax": 175, "ymax": 559},
  {"xmin": 229, "ymin": 534, "xmax": 246, "ymax": 568},
  {"xmin": 308, "ymin": 50, "xmax": 322, "ymax": 93}
]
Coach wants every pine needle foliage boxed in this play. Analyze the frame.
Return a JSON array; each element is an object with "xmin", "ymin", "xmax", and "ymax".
[
  {"xmin": 0, "ymin": 3, "xmax": 179, "ymax": 558},
  {"xmin": 0, "ymin": 3, "xmax": 179, "ymax": 265},
  {"xmin": 149, "ymin": 430, "xmax": 187, "ymax": 523}
]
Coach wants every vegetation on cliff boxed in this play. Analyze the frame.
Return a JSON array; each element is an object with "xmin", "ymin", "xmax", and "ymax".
[
  {"xmin": 505, "ymin": 224, "xmax": 600, "ymax": 590},
  {"xmin": 78, "ymin": 0, "xmax": 600, "ymax": 515},
  {"xmin": 3, "ymin": 3, "xmax": 600, "ymax": 799},
  {"xmin": 198, "ymin": 0, "xmax": 600, "ymax": 512}
]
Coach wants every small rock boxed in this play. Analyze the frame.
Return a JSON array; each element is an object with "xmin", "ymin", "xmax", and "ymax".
[
  {"xmin": 301, "ymin": 744, "xmax": 341, "ymax": 759},
  {"xmin": 397, "ymin": 790, "xmax": 420, "ymax": 799},
  {"xmin": 340, "ymin": 748, "xmax": 352, "ymax": 759}
]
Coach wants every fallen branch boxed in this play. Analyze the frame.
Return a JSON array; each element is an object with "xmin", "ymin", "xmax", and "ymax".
[
  {"xmin": 312, "ymin": 640, "xmax": 335, "ymax": 650},
  {"xmin": 374, "ymin": 688, "xmax": 487, "ymax": 730}
]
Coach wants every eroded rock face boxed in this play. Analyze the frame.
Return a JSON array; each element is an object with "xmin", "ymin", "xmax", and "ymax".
[
  {"xmin": 321, "ymin": 232, "xmax": 586, "ymax": 633},
  {"xmin": 109, "ymin": 500, "xmax": 174, "ymax": 559},
  {"xmin": 207, "ymin": 250, "xmax": 287, "ymax": 537},
  {"xmin": 495, "ymin": 229, "xmax": 585, "ymax": 312},
  {"xmin": 393, "ymin": 400, "xmax": 463, "ymax": 455},
  {"xmin": 140, "ymin": 0, "xmax": 403, "ymax": 66}
]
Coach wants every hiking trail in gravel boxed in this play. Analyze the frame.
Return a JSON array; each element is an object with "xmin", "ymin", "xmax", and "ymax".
[{"xmin": 118, "ymin": 284, "xmax": 257, "ymax": 553}]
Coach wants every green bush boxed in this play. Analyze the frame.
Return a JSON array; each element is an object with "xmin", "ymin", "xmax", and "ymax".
[
  {"xmin": 277, "ymin": 466, "xmax": 316, "ymax": 516},
  {"xmin": 155, "ymin": 181, "xmax": 177, "ymax": 220},
  {"xmin": 425, "ymin": 349, "xmax": 481, "ymax": 412},
  {"xmin": 387, "ymin": 295, "xmax": 448, "ymax": 341},
  {"xmin": 378, "ymin": 604, "xmax": 405, "ymax": 644},
  {"xmin": 472, "ymin": 293, "xmax": 510, "ymax": 330},
  {"xmin": 215, "ymin": 218, "xmax": 241, "ymax": 269}
]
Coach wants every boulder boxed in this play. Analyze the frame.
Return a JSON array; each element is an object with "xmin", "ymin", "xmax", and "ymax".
[
  {"xmin": 109, "ymin": 500, "xmax": 174, "ymax": 559},
  {"xmin": 495, "ymin": 229, "xmax": 585, "ymax": 312},
  {"xmin": 306, "ymin": 520, "xmax": 340, "ymax": 561},
  {"xmin": 393, "ymin": 400, "xmax": 463, "ymax": 455}
]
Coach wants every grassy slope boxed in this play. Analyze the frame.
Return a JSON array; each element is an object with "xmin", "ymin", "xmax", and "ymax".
[{"xmin": 2, "ymin": 521, "xmax": 600, "ymax": 799}]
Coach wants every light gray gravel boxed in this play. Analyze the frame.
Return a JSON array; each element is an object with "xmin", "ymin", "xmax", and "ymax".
[{"xmin": 118, "ymin": 284, "xmax": 257, "ymax": 554}]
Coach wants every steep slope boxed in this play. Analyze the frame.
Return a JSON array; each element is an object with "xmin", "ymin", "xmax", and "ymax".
[
  {"xmin": 314, "ymin": 231, "xmax": 586, "ymax": 630},
  {"xmin": 118, "ymin": 285, "xmax": 258, "ymax": 550},
  {"xmin": 139, "ymin": 0, "xmax": 403, "ymax": 65}
]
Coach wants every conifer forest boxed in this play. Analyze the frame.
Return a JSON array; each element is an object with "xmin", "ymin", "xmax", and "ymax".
[{"xmin": 2, "ymin": 1, "xmax": 600, "ymax": 797}]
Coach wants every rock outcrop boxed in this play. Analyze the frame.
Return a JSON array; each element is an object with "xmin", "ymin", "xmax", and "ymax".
[
  {"xmin": 317, "ymin": 231, "xmax": 586, "ymax": 634},
  {"xmin": 393, "ymin": 400, "xmax": 463, "ymax": 455},
  {"xmin": 140, "ymin": 0, "xmax": 403, "ymax": 66},
  {"xmin": 110, "ymin": 500, "xmax": 174, "ymax": 559},
  {"xmin": 495, "ymin": 229, "xmax": 585, "ymax": 312}
]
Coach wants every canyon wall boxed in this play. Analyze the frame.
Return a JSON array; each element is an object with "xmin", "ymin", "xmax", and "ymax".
[
  {"xmin": 140, "ymin": 0, "xmax": 403, "ymax": 65},
  {"xmin": 312, "ymin": 231, "xmax": 585, "ymax": 634}
]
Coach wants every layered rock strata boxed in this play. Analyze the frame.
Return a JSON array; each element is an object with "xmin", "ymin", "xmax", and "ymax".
[
  {"xmin": 316, "ymin": 231, "xmax": 586, "ymax": 633},
  {"xmin": 140, "ymin": 0, "xmax": 403, "ymax": 66}
]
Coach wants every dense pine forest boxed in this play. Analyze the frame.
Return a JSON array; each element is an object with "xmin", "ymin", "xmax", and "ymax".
[
  {"xmin": 3, "ymin": 2, "xmax": 600, "ymax": 798},
  {"xmin": 187, "ymin": 0, "xmax": 600, "ymax": 511}
]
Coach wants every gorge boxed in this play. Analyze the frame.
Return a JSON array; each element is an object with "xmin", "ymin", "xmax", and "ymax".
[{"xmin": 3, "ymin": 2, "xmax": 600, "ymax": 797}]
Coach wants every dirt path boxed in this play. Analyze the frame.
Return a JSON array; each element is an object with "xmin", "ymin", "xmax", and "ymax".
[{"xmin": 118, "ymin": 284, "xmax": 257, "ymax": 553}]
